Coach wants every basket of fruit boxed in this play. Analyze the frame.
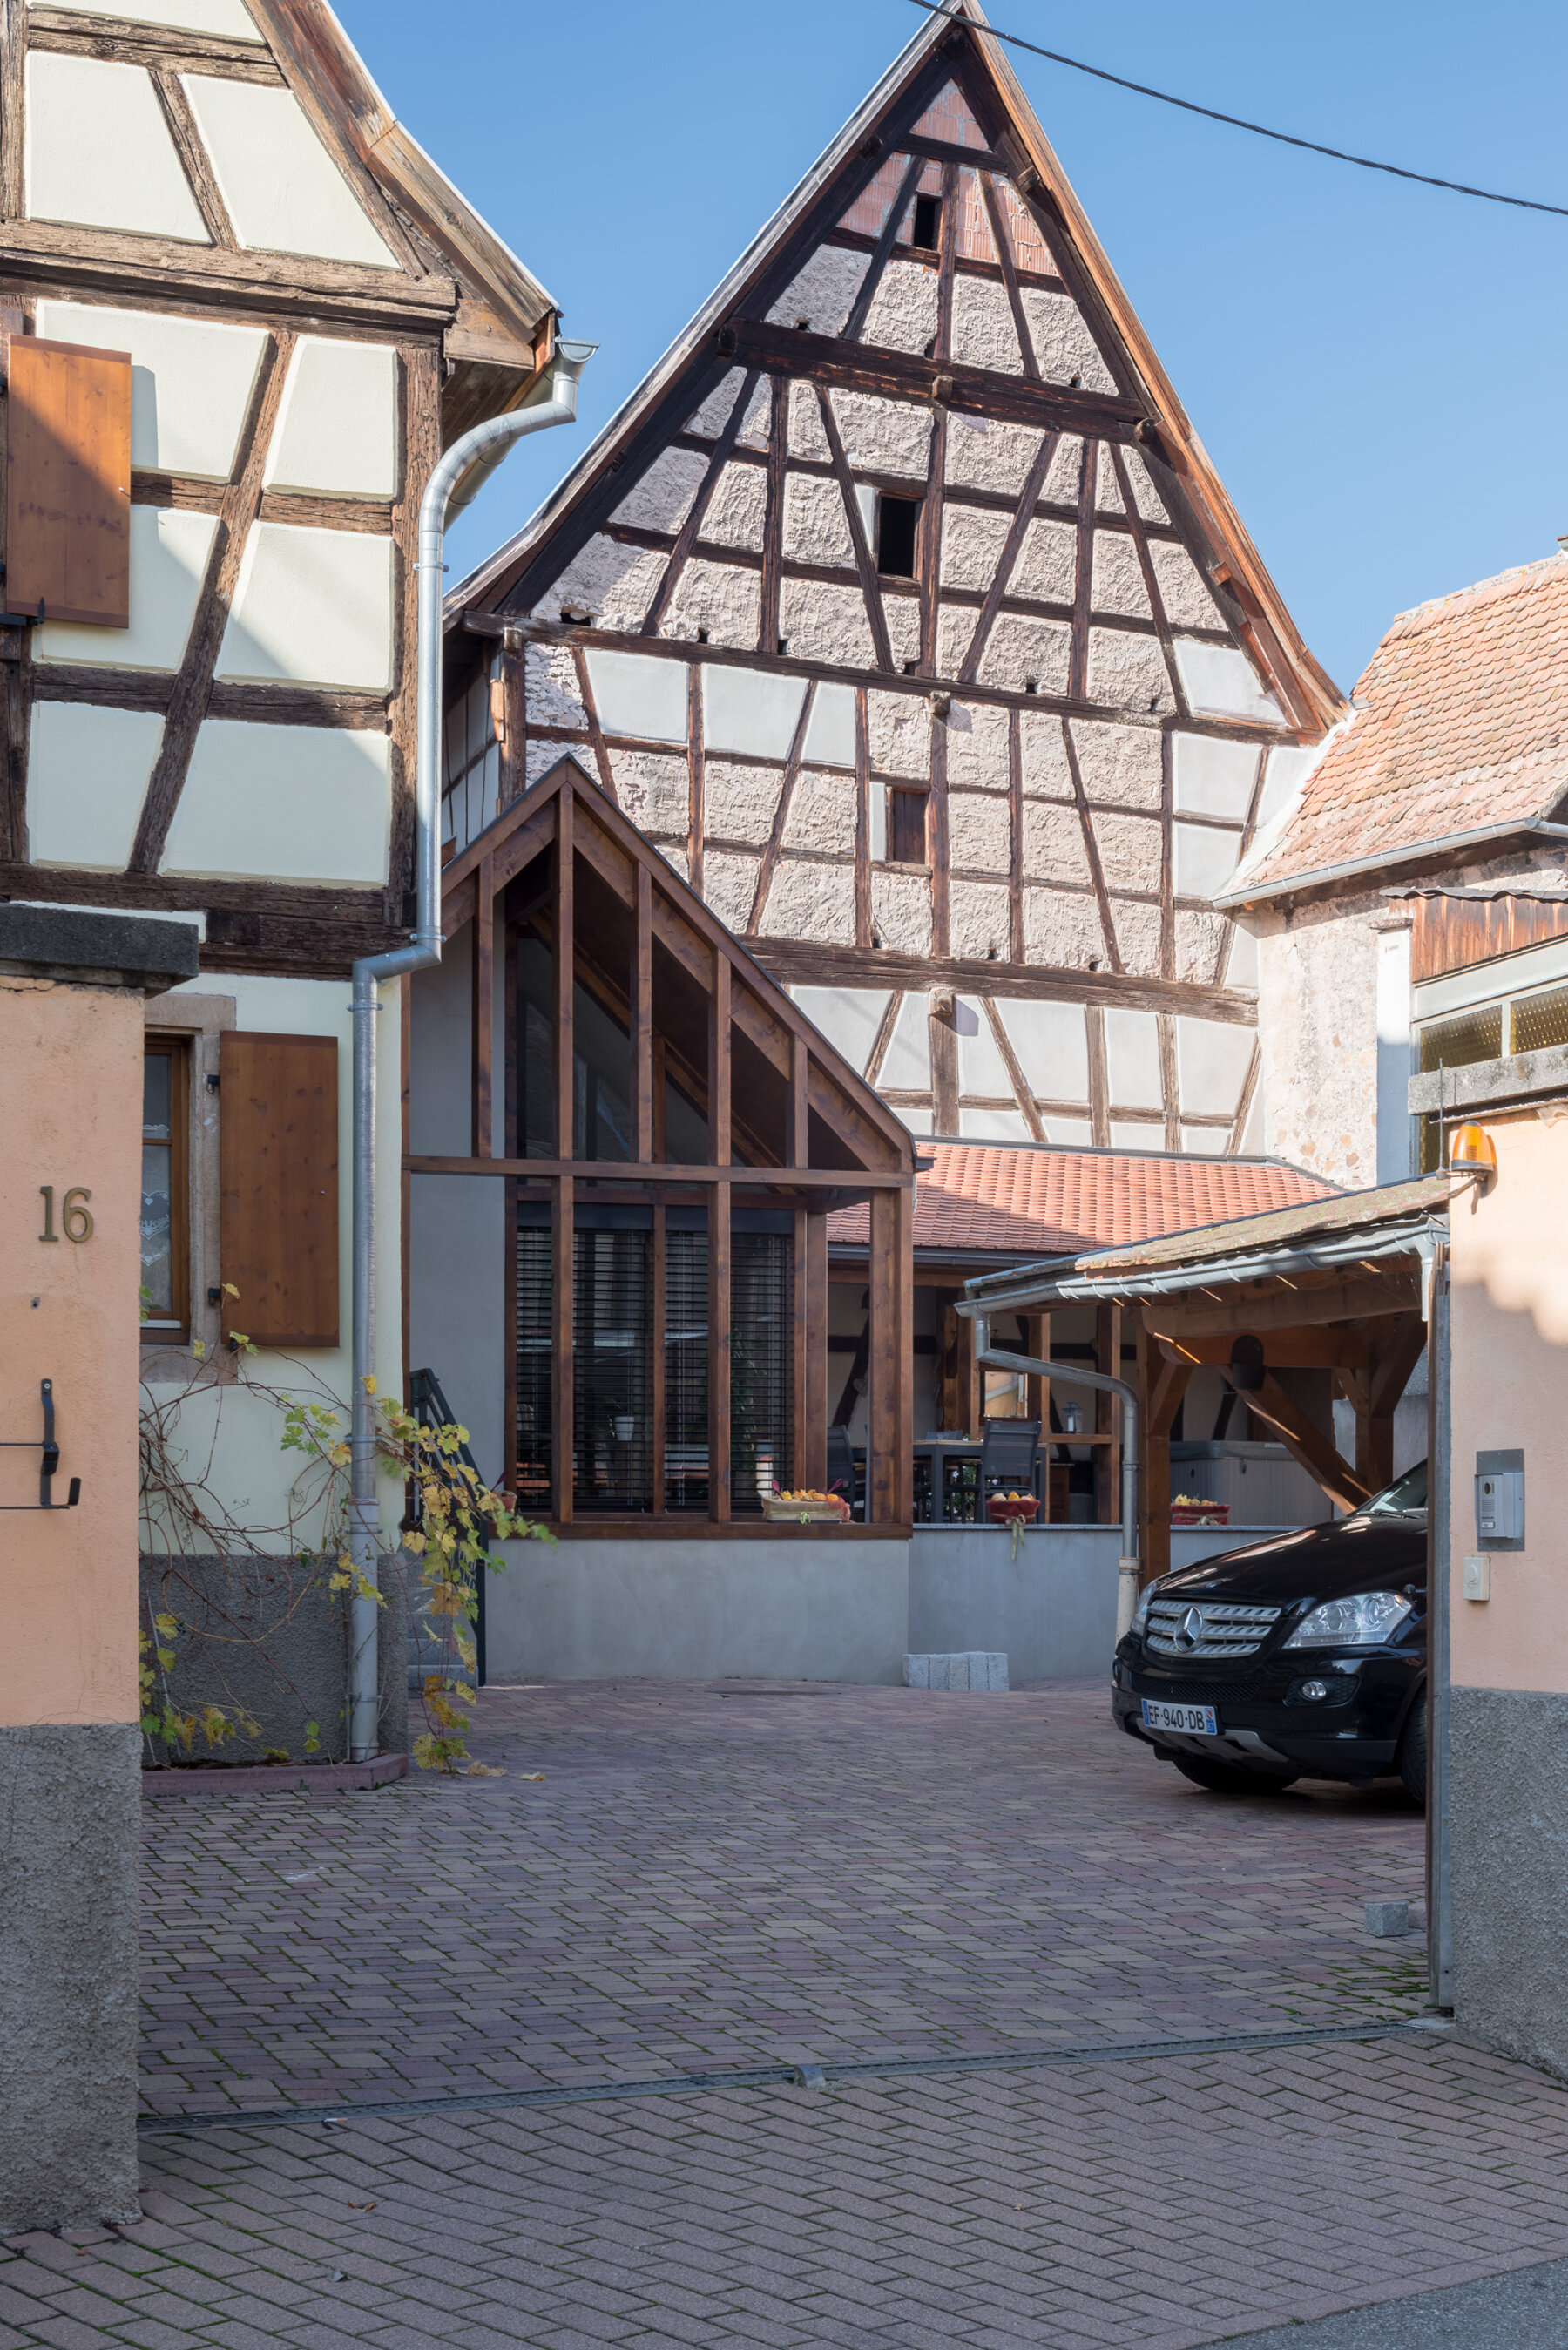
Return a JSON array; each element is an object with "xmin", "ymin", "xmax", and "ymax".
[
  {"xmin": 762, "ymin": 1487, "xmax": 852, "ymax": 1523},
  {"xmin": 1171, "ymin": 1494, "xmax": 1230, "ymax": 1526},
  {"xmin": 986, "ymin": 1489, "xmax": 1040, "ymax": 1555}
]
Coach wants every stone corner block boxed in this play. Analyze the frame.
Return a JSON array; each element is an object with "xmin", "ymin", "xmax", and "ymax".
[{"xmin": 902, "ymin": 1650, "xmax": 1008, "ymax": 1691}]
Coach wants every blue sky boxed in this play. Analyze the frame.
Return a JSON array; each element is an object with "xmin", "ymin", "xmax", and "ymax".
[{"xmin": 335, "ymin": 0, "xmax": 1568, "ymax": 695}]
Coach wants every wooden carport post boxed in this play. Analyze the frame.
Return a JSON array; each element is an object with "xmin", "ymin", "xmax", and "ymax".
[{"xmin": 1136, "ymin": 1316, "xmax": 1190, "ymax": 1586}]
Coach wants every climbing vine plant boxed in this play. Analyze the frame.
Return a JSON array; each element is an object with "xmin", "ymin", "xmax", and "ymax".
[{"xmin": 139, "ymin": 1319, "xmax": 551, "ymax": 1776}]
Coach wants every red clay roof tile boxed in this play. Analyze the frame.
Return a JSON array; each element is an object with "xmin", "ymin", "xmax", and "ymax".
[
  {"xmin": 1237, "ymin": 555, "xmax": 1568, "ymax": 893},
  {"xmin": 828, "ymin": 1141, "xmax": 1337, "ymax": 1259}
]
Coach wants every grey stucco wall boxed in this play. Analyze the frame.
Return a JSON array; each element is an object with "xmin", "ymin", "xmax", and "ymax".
[
  {"xmin": 484, "ymin": 1535, "xmax": 910, "ymax": 1683},
  {"xmin": 140, "ymin": 1553, "xmax": 408, "ymax": 1765},
  {"xmin": 481, "ymin": 1524, "xmax": 1302, "ymax": 1687},
  {"xmin": 1450, "ymin": 1684, "xmax": 1568, "ymax": 2081},
  {"xmin": 0, "ymin": 1724, "xmax": 140, "ymax": 2232},
  {"xmin": 909, "ymin": 1523, "xmax": 1301, "ymax": 1680},
  {"xmin": 407, "ymin": 937, "xmax": 509, "ymax": 1487}
]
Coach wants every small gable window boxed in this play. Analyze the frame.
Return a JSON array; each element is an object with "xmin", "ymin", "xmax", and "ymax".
[
  {"xmin": 888, "ymin": 785, "xmax": 929, "ymax": 867},
  {"xmin": 911, "ymin": 191, "xmax": 941, "ymax": 250},
  {"xmin": 876, "ymin": 494, "xmax": 921, "ymax": 579}
]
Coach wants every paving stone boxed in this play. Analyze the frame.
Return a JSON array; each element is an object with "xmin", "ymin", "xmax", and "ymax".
[{"xmin": 24, "ymin": 1678, "xmax": 1532, "ymax": 2349}]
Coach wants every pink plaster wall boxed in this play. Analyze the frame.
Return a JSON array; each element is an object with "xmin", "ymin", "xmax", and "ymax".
[
  {"xmin": 1449, "ymin": 1110, "xmax": 1568, "ymax": 1694},
  {"xmin": 0, "ymin": 978, "xmax": 142, "ymax": 1724}
]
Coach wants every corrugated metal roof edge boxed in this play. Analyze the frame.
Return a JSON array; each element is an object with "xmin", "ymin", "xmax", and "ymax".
[{"xmin": 960, "ymin": 1173, "xmax": 1453, "ymax": 1304}]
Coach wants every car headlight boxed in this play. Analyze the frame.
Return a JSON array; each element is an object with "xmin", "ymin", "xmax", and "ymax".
[{"xmin": 1283, "ymin": 1590, "xmax": 1414, "ymax": 1649}]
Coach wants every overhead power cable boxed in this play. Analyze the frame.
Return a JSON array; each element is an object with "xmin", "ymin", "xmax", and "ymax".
[{"xmin": 905, "ymin": 0, "xmax": 1568, "ymax": 220}]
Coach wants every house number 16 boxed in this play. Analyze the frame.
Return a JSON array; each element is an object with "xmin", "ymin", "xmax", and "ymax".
[{"xmin": 39, "ymin": 1187, "xmax": 93, "ymax": 1243}]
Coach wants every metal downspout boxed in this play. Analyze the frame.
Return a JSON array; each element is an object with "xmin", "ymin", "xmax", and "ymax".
[
  {"xmin": 346, "ymin": 337, "xmax": 596, "ymax": 1760},
  {"xmin": 973, "ymin": 1318, "xmax": 1141, "ymax": 1639}
]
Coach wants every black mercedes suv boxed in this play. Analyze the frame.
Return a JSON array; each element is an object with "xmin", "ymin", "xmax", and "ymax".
[{"xmin": 1112, "ymin": 1461, "xmax": 1429, "ymax": 1800}]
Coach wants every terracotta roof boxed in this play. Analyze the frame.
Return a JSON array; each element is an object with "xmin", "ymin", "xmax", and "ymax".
[
  {"xmin": 828, "ymin": 1142, "xmax": 1338, "ymax": 1259},
  {"xmin": 1227, "ymin": 556, "xmax": 1568, "ymax": 901}
]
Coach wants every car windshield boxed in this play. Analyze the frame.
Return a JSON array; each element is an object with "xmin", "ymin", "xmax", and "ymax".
[{"xmin": 1359, "ymin": 1460, "xmax": 1428, "ymax": 1518}]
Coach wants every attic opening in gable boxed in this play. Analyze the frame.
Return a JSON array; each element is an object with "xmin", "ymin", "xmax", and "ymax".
[
  {"xmin": 910, "ymin": 191, "xmax": 941, "ymax": 251},
  {"xmin": 851, "ymin": 482, "xmax": 922, "ymax": 578}
]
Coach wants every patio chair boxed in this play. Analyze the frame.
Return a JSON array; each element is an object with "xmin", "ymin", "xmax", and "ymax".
[
  {"xmin": 977, "ymin": 1419, "xmax": 1041, "ymax": 1518},
  {"xmin": 825, "ymin": 1424, "xmax": 863, "ymax": 1519}
]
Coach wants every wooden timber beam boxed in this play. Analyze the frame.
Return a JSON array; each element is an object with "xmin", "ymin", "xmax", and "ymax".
[
  {"xmin": 1153, "ymin": 1327, "xmax": 1372, "ymax": 1371},
  {"xmin": 405, "ymin": 1156, "xmax": 912, "ymax": 1189},
  {"xmin": 1138, "ymin": 1320, "xmax": 1191, "ymax": 1586},
  {"xmin": 1143, "ymin": 1269, "xmax": 1423, "ymax": 1342},
  {"xmin": 1349, "ymin": 1312, "xmax": 1426, "ymax": 1494},
  {"xmin": 1240, "ymin": 1371, "xmax": 1373, "ymax": 1515},
  {"xmin": 728, "ymin": 320, "xmax": 1143, "ymax": 438},
  {"xmin": 470, "ymin": 614, "xmax": 1311, "ymax": 750},
  {"xmin": 747, "ymin": 940, "xmax": 1256, "ymax": 1026}
]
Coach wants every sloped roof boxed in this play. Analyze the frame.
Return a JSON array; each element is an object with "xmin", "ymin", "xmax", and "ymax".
[
  {"xmin": 963, "ymin": 1170, "xmax": 1457, "ymax": 1316},
  {"xmin": 828, "ymin": 1140, "xmax": 1336, "ymax": 1258},
  {"xmin": 446, "ymin": 0, "xmax": 1342, "ymax": 733},
  {"xmin": 961, "ymin": 1171, "xmax": 1450, "ymax": 1309},
  {"xmin": 1225, "ymin": 556, "xmax": 1568, "ymax": 905}
]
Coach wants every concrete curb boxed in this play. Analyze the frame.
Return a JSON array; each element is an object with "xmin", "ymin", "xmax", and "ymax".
[{"xmin": 141, "ymin": 1751, "xmax": 409, "ymax": 1798}]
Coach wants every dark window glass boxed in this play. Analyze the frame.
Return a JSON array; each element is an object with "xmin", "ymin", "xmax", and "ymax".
[
  {"xmin": 731, "ymin": 1231, "xmax": 794, "ymax": 1513},
  {"xmin": 515, "ymin": 1225, "xmax": 552, "ymax": 1509},
  {"xmin": 515, "ymin": 928, "xmax": 556, "ymax": 1157},
  {"xmin": 515, "ymin": 933, "xmax": 635, "ymax": 1162},
  {"xmin": 665, "ymin": 1224, "xmax": 709, "ymax": 1514},
  {"xmin": 889, "ymin": 786, "xmax": 929, "ymax": 866},
  {"xmin": 572, "ymin": 981, "xmax": 633, "ymax": 1161},
  {"xmin": 573, "ymin": 1226, "xmax": 652, "ymax": 1512},
  {"xmin": 1417, "ymin": 1005, "xmax": 1502, "ymax": 1073},
  {"xmin": 911, "ymin": 191, "xmax": 941, "ymax": 249},
  {"xmin": 876, "ymin": 495, "xmax": 921, "ymax": 579},
  {"xmin": 141, "ymin": 1043, "xmax": 186, "ymax": 1336},
  {"xmin": 1511, "ymin": 985, "xmax": 1568, "ymax": 1056}
]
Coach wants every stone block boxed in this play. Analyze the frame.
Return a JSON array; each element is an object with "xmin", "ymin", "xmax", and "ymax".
[
  {"xmin": 903, "ymin": 1650, "xmax": 1008, "ymax": 1691},
  {"xmin": 1364, "ymin": 1899, "xmax": 1409, "ymax": 1938}
]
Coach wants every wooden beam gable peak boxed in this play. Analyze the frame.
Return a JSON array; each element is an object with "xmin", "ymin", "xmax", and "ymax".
[
  {"xmin": 441, "ymin": 752, "xmax": 918, "ymax": 1178},
  {"xmin": 447, "ymin": 0, "xmax": 1343, "ymax": 741}
]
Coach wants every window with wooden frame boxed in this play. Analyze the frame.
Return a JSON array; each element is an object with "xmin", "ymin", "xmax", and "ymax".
[
  {"xmin": 141, "ymin": 1039, "xmax": 191, "ymax": 1342},
  {"xmin": 887, "ymin": 784, "xmax": 929, "ymax": 868}
]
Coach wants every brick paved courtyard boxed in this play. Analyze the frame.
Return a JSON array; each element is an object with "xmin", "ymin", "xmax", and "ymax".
[{"xmin": 7, "ymin": 1676, "xmax": 1568, "ymax": 2347}]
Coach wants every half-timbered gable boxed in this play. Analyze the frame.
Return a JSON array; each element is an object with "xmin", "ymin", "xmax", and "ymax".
[
  {"xmin": 443, "ymin": 0, "xmax": 1344, "ymax": 1157},
  {"xmin": 1, "ymin": 0, "xmax": 557, "ymax": 977}
]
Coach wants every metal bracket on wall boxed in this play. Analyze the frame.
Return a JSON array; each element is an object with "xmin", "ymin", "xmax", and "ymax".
[{"xmin": 0, "ymin": 1378, "xmax": 82, "ymax": 1509}]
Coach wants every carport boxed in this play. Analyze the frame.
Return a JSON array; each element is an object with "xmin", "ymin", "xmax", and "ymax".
[{"xmin": 957, "ymin": 1172, "xmax": 1458, "ymax": 2004}]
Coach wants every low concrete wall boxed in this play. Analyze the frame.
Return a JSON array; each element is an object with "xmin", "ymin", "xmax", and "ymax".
[
  {"xmin": 484, "ymin": 1535, "xmax": 910, "ymax": 1684},
  {"xmin": 139, "ymin": 1553, "xmax": 409, "ymax": 1764},
  {"xmin": 906, "ymin": 1527, "xmax": 1294, "ymax": 1679},
  {"xmin": 480, "ymin": 1523, "xmax": 1300, "ymax": 1687},
  {"xmin": 1450, "ymin": 1685, "xmax": 1568, "ymax": 2083}
]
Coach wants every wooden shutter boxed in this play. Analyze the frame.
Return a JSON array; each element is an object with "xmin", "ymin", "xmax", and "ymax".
[
  {"xmin": 220, "ymin": 1033, "xmax": 340, "ymax": 1348},
  {"xmin": 4, "ymin": 336, "xmax": 132, "ymax": 626}
]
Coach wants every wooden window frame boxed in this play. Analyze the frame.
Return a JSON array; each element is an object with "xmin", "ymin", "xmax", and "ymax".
[
  {"xmin": 886, "ymin": 782, "xmax": 931, "ymax": 870},
  {"xmin": 143, "ymin": 993, "xmax": 236, "ymax": 1378},
  {"xmin": 141, "ymin": 1037, "xmax": 191, "ymax": 1346}
]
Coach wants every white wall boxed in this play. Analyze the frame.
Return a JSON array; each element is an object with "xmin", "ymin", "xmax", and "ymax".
[{"xmin": 140, "ymin": 971, "xmax": 404, "ymax": 1547}]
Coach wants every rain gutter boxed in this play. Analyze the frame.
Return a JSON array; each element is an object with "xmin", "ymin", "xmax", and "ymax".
[
  {"xmin": 1216, "ymin": 819, "xmax": 1568, "ymax": 911},
  {"xmin": 346, "ymin": 338, "xmax": 596, "ymax": 1761}
]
